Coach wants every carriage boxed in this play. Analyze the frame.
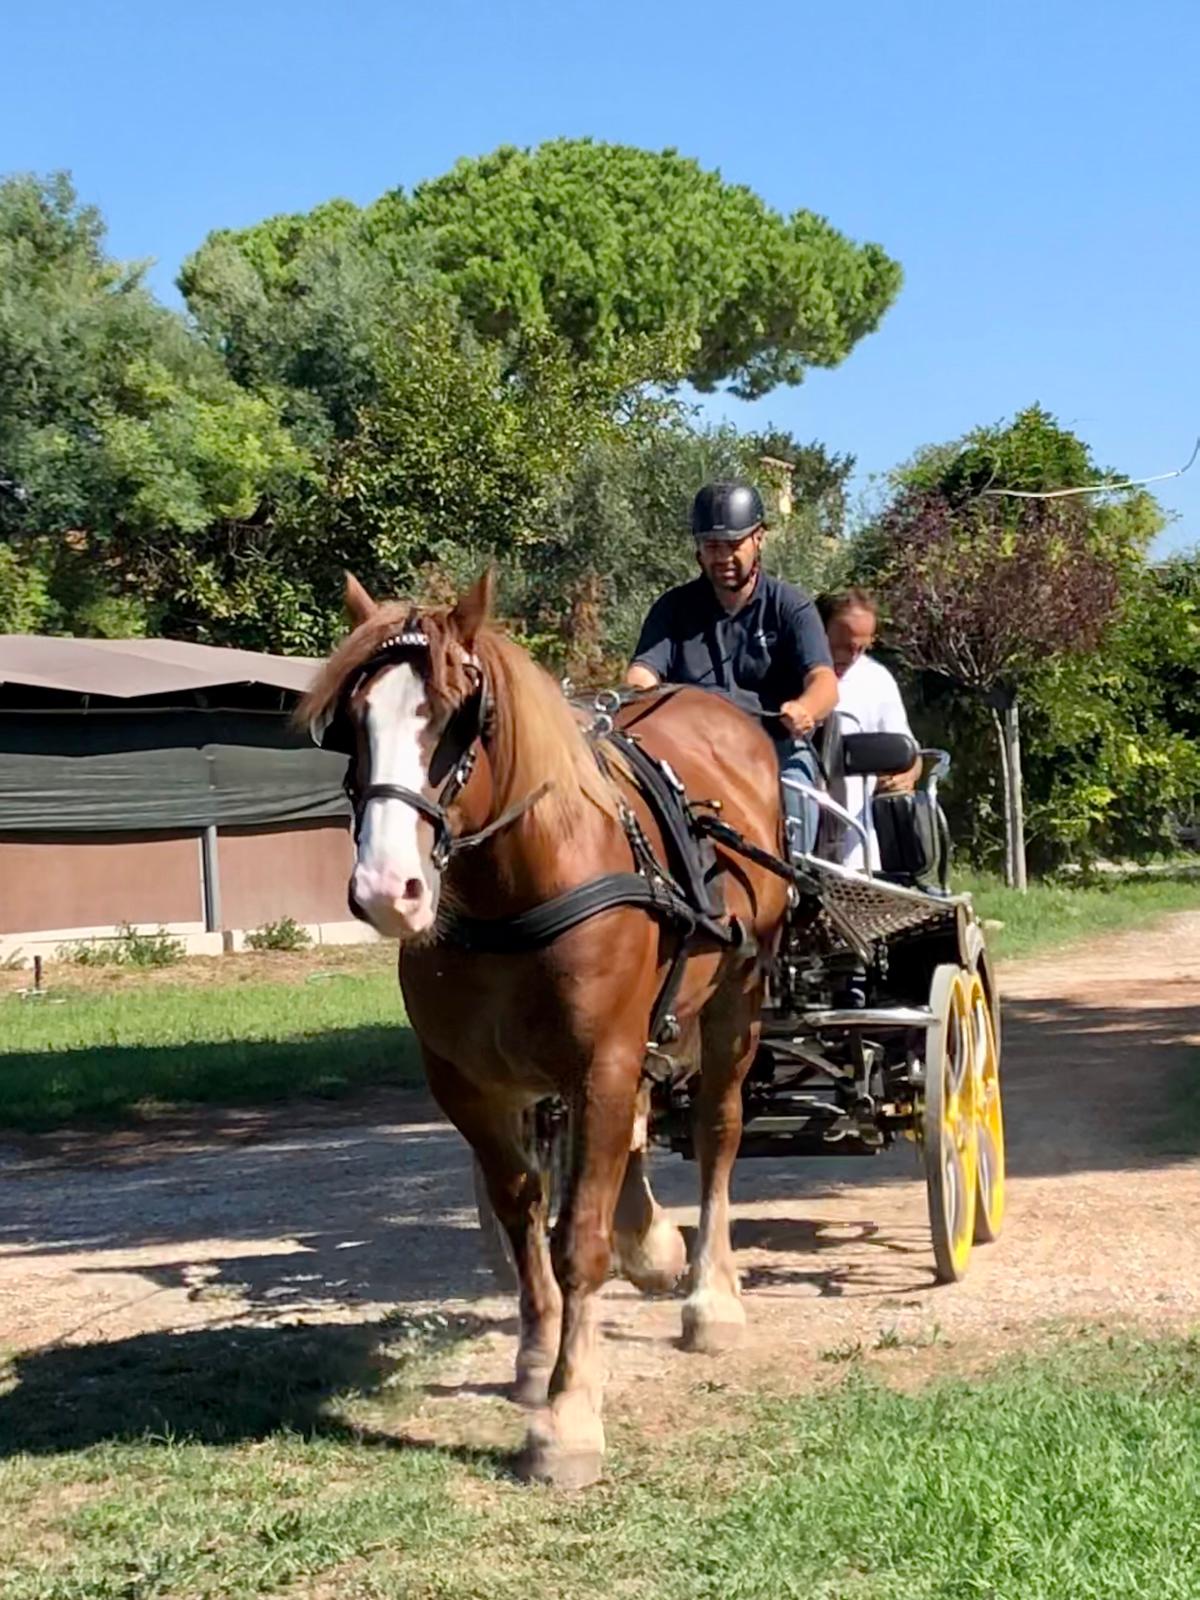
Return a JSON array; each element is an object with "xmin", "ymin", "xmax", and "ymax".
[
  {"xmin": 477, "ymin": 700, "xmax": 1005, "ymax": 1289},
  {"xmin": 313, "ymin": 581, "xmax": 1007, "ymax": 1484}
]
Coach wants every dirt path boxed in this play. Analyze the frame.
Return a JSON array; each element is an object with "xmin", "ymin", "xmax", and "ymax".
[{"xmin": 3, "ymin": 914, "xmax": 1198, "ymax": 1423}]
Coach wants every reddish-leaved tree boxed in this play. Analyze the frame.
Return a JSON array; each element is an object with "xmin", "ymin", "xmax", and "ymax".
[{"xmin": 876, "ymin": 487, "xmax": 1123, "ymax": 888}]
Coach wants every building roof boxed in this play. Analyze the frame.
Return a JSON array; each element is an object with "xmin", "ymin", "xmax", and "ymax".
[{"xmin": 0, "ymin": 635, "xmax": 320, "ymax": 700}]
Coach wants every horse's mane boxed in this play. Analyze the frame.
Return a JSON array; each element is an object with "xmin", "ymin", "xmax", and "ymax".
[
  {"xmin": 470, "ymin": 624, "xmax": 621, "ymax": 837},
  {"xmin": 299, "ymin": 603, "xmax": 620, "ymax": 840}
]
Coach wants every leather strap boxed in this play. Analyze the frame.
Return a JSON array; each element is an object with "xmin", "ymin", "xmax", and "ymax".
[{"xmin": 436, "ymin": 871, "xmax": 730, "ymax": 955}]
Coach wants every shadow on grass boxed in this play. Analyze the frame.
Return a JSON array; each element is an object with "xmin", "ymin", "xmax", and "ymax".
[
  {"xmin": 0, "ymin": 1024, "xmax": 425, "ymax": 1133},
  {"xmin": 0, "ymin": 1318, "xmax": 509, "ymax": 1468}
]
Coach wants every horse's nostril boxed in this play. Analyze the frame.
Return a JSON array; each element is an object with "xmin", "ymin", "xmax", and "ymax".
[{"xmin": 401, "ymin": 878, "xmax": 424, "ymax": 904}]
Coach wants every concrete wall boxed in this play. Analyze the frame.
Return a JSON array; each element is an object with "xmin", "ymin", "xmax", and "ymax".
[
  {"xmin": 217, "ymin": 820, "xmax": 354, "ymax": 928},
  {"xmin": 0, "ymin": 831, "xmax": 203, "ymax": 935},
  {"xmin": 0, "ymin": 820, "xmax": 375, "ymax": 963}
]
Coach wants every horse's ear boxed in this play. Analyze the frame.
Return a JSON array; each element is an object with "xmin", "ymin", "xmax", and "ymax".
[
  {"xmin": 450, "ymin": 567, "xmax": 495, "ymax": 649},
  {"xmin": 344, "ymin": 572, "xmax": 377, "ymax": 627}
]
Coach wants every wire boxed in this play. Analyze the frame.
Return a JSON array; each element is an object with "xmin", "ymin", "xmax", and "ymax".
[{"xmin": 979, "ymin": 437, "xmax": 1199, "ymax": 499}]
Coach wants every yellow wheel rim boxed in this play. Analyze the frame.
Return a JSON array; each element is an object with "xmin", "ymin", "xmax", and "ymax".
[
  {"xmin": 923, "ymin": 966, "xmax": 978, "ymax": 1283},
  {"xmin": 967, "ymin": 972, "xmax": 1005, "ymax": 1243}
]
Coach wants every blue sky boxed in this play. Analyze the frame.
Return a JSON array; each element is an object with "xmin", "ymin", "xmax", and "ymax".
[{"xmin": 5, "ymin": 0, "xmax": 1197, "ymax": 550}]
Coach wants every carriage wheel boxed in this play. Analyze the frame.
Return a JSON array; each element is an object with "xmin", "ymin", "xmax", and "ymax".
[
  {"xmin": 923, "ymin": 965, "xmax": 979, "ymax": 1283},
  {"xmin": 964, "ymin": 918, "xmax": 1002, "ymax": 1060},
  {"xmin": 967, "ymin": 971, "xmax": 1005, "ymax": 1244}
]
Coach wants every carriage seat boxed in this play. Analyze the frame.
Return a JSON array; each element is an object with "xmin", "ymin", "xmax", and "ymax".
[
  {"xmin": 872, "ymin": 783, "xmax": 952, "ymax": 893},
  {"xmin": 809, "ymin": 725, "xmax": 952, "ymax": 891}
]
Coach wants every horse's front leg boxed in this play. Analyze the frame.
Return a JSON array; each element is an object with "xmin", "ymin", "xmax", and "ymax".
[
  {"xmin": 519, "ymin": 1047, "xmax": 641, "ymax": 1490},
  {"xmin": 681, "ymin": 984, "xmax": 761, "ymax": 1353},
  {"xmin": 422, "ymin": 1051, "xmax": 561, "ymax": 1406}
]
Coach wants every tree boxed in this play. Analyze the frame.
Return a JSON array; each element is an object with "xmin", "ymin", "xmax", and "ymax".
[
  {"xmin": 0, "ymin": 173, "xmax": 309, "ymax": 638},
  {"xmin": 181, "ymin": 140, "xmax": 902, "ymax": 399},
  {"xmin": 1026, "ymin": 556, "xmax": 1200, "ymax": 862},
  {"xmin": 867, "ymin": 409, "xmax": 1158, "ymax": 888},
  {"xmin": 740, "ymin": 427, "xmax": 855, "ymax": 541},
  {"xmin": 298, "ymin": 288, "xmax": 694, "ymax": 649}
]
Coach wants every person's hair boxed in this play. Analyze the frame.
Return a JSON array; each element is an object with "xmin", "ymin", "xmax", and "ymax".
[{"xmin": 817, "ymin": 587, "xmax": 878, "ymax": 626}]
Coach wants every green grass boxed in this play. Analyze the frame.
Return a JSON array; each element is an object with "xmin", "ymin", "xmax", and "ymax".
[
  {"xmin": 1, "ymin": 1331, "xmax": 1198, "ymax": 1598},
  {"xmin": 966, "ymin": 868, "xmax": 1200, "ymax": 960},
  {"xmin": 4, "ymin": 869, "xmax": 1199, "ymax": 1133},
  {"xmin": 0, "ymin": 969, "xmax": 420, "ymax": 1131}
]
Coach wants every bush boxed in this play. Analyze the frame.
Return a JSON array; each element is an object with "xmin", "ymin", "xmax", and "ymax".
[
  {"xmin": 56, "ymin": 924, "xmax": 185, "ymax": 968},
  {"xmin": 244, "ymin": 917, "xmax": 313, "ymax": 952},
  {"xmin": 56, "ymin": 938, "xmax": 125, "ymax": 967}
]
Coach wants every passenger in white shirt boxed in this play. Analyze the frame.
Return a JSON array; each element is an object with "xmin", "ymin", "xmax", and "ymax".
[{"xmin": 818, "ymin": 589, "xmax": 920, "ymax": 871}]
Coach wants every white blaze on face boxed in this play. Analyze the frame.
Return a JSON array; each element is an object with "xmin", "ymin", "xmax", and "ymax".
[{"xmin": 350, "ymin": 664, "xmax": 439, "ymax": 938}]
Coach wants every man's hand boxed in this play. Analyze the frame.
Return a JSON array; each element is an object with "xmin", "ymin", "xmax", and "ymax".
[
  {"xmin": 877, "ymin": 754, "xmax": 923, "ymax": 794},
  {"xmin": 625, "ymin": 663, "xmax": 660, "ymax": 691},
  {"xmin": 779, "ymin": 699, "xmax": 816, "ymax": 739},
  {"xmin": 780, "ymin": 666, "xmax": 838, "ymax": 741}
]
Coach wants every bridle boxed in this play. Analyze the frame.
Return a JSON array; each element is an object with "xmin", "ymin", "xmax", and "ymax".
[{"xmin": 313, "ymin": 628, "xmax": 543, "ymax": 872}]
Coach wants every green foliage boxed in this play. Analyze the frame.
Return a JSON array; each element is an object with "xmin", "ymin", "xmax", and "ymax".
[
  {"xmin": 184, "ymin": 139, "xmax": 901, "ymax": 400},
  {"xmin": 862, "ymin": 407, "xmax": 1196, "ymax": 869},
  {"xmin": 0, "ymin": 542, "xmax": 51, "ymax": 631},
  {"xmin": 0, "ymin": 172, "xmax": 309, "ymax": 638},
  {"xmin": 56, "ymin": 923, "xmax": 185, "ymax": 969},
  {"xmin": 244, "ymin": 916, "xmax": 312, "ymax": 952},
  {"xmin": 903, "ymin": 556, "xmax": 1200, "ymax": 871}
]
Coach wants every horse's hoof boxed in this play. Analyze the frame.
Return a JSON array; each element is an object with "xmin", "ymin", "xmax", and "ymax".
[
  {"xmin": 517, "ymin": 1441, "xmax": 605, "ymax": 1491},
  {"xmin": 681, "ymin": 1317, "xmax": 745, "ymax": 1355},
  {"xmin": 681, "ymin": 1292, "xmax": 746, "ymax": 1354},
  {"xmin": 614, "ymin": 1218, "xmax": 688, "ymax": 1295}
]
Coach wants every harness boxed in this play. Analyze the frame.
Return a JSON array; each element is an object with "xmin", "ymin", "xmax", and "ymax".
[
  {"xmin": 318, "ymin": 650, "xmax": 756, "ymax": 1045},
  {"xmin": 319, "ymin": 629, "xmax": 547, "ymax": 871}
]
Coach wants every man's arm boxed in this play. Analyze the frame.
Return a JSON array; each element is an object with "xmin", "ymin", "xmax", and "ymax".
[
  {"xmin": 776, "ymin": 590, "xmax": 839, "ymax": 738},
  {"xmin": 624, "ymin": 593, "xmax": 675, "ymax": 689},
  {"xmin": 874, "ymin": 667, "xmax": 922, "ymax": 792},
  {"xmin": 780, "ymin": 665, "xmax": 838, "ymax": 738}
]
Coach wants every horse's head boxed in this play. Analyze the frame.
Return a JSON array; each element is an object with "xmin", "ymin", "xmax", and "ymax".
[{"xmin": 303, "ymin": 570, "xmax": 495, "ymax": 941}]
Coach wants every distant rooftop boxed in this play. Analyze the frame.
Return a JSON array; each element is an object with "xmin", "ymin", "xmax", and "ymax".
[{"xmin": 0, "ymin": 635, "xmax": 320, "ymax": 700}]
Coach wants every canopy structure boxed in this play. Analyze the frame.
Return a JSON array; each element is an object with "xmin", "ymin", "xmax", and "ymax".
[
  {"xmin": 0, "ymin": 634, "xmax": 318, "ymax": 699},
  {"xmin": 0, "ymin": 635, "xmax": 347, "ymax": 833}
]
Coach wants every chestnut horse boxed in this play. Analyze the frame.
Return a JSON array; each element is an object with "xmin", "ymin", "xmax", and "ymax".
[{"xmin": 302, "ymin": 572, "xmax": 789, "ymax": 1487}]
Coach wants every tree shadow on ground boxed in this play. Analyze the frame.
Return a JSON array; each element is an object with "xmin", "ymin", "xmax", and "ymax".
[
  {"xmin": 0, "ymin": 1025, "xmax": 425, "ymax": 1136},
  {"xmin": 0, "ymin": 990, "xmax": 1195, "ymax": 1340},
  {"xmin": 0, "ymin": 1318, "xmax": 510, "ymax": 1465}
]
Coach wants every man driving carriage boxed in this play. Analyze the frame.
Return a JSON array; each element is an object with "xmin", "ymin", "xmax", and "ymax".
[{"xmin": 624, "ymin": 480, "xmax": 838, "ymax": 859}]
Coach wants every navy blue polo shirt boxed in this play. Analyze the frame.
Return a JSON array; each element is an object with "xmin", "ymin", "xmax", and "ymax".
[{"xmin": 631, "ymin": 572, "xmax": 832, "ymax": 718}]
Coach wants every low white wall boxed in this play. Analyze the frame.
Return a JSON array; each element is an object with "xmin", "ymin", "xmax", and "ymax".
[{"xmin": 0, "ymin": 919, "xmax": 380, "ymax": 967}]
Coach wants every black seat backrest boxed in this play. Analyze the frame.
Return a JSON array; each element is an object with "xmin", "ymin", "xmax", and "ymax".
[
  {"xmin": 872, "ymin": 790, "xmax": 952, "ymax": 891},
  {"xmin": 813, "ymin": 714, "xmax": 846, "ymax": 860}
]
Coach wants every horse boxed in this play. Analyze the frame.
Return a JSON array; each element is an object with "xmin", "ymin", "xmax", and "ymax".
[{"xmin": 301, "ymin": 570, "xmax": 791, "ymax": 1488}]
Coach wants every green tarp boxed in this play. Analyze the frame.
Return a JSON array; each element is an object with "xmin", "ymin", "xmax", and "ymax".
[{"xmin": 0, "ymin": 710, "xmax": 349, "ymax": 832}]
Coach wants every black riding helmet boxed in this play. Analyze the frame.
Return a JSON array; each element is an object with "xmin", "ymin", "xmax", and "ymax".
[{"xmin": 691, "ymin": 481, "xmax": 765, "ymax": 542}]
